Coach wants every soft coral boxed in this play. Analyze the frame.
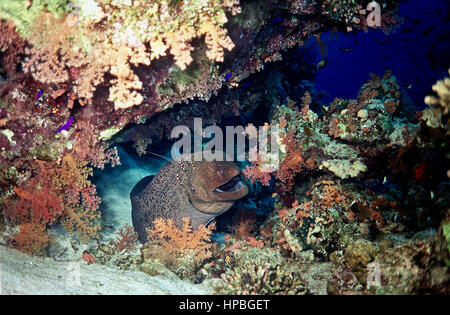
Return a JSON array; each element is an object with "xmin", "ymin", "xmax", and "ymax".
[{"xmin": 5, "ymin": 161, "xmax": 64, "ymax": 226}]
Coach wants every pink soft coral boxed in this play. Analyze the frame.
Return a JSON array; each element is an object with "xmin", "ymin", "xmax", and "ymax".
[{"xmin": 242, "ymin": 153, "xmax": 274, "ymax": 186}]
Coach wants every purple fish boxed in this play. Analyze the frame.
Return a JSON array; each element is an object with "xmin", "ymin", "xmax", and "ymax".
[
  {"xmin": 57, "ymin": 116, "xmax": 74, "ymax": 133},
  {"xmin": 225, "ymin": 73, "xmax": 232, "ymax": 80},
  {"xmin": 36, "ymin": 89, "xmax": 43, "ymax": 100}
]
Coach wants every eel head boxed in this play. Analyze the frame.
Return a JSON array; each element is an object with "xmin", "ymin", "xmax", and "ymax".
[{"xmin": 188, "ymin": 159, "xmax": 248, "ymax": 215}]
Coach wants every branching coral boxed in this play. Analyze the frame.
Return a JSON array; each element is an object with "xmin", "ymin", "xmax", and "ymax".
[
  {"xmin": 57, "ymin": 153, "xmax": 102, "ymax": 241},
  {"xmin": 112, "ymin": 224, "xmax": 139, "ymax": 253},
  {"xmin": 199, "ymin": 21, "xmax": 235, "ymax": 63},
  {"xmin": 62, "ymin": 196, "xmax": 101, "ymax": 241},
  {"xmin": 139, "ymin": 217, "xmax": 217, "ymax": 280},
  {"xmin": 229, "ymin": 210, "xmax": 258, "ymax": 240},
  {"xmin": 22, "ymin": 47, "xmax": 70, "ymax": 84},
  {"xmin": 11, "ymin": 0, "xmax": 240, "ymax": 110},
  {"xmin": 276, "ymin": 130, "xmax": 305, "ymax": 190},
  {"xmin": 22, "ymin": 12, "xmax": 89, "ymax": 85},
  {"xmin": 73, "ymin": 120, "xmax": 121, "ymax": 169},
  {"xmin": 145, "ymin": 217, "xmax": 216, "ymax": 264},
  {"xmin": 242, "ymin": 157, "xmax": 274, "ymax": 186},
  {"xmin": 107, "ymin": 45, "xmax": 150, "ymax": 110}
]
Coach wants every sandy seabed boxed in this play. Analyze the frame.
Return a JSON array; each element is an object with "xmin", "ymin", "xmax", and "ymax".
[{"xmin": 0, "ymin": 245, "xmax": 211, "ymax": 295}]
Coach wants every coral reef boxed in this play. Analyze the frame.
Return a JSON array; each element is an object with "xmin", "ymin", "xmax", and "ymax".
[
  {"xmin": 2, "ymin": 147, "xmax": 117, "ymax": 253},
  {"xmin": 0, "ymin": 0, "xmax": 401, "ymax": 221},
  {"xmin": 2, "ymin": 0, "xmax": 448, "ymax": 297},
  {"xmin": 231, "ymin": 68, "xmax": 448, "ymax": 294}
]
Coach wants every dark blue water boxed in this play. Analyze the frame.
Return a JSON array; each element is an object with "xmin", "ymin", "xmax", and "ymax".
[{"xmin": 311, "ymin": 0, "xmax": 449, "ymax": 107}]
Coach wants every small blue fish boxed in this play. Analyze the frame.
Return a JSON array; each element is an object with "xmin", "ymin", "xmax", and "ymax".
[
  {"xmin": 225, "ymin": 73, "xmax": 232, "ymax": 80},
  {"xmin": 36, "ymin": 89, "xmax": 43, "ymax": 100},
  {"xmin": 57, "ymin": 116, "xmax": 74, "ymax": 133},
  {"xmin": 241, "ymin": 81, "xmax": 251, "ymax": 89},
  {"xmin": 271, "ymin": 17, "xmax": 283, "ymax": 25}
]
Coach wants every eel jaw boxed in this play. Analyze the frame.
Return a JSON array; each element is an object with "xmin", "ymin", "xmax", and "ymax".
[{"xmin": 214, "ymin": 175, "xmax": 246, "ymax": 194}]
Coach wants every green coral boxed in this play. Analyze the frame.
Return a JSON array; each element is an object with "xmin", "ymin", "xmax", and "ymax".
[
  {"xmin": 1, "ymin": 129, "xmax": 16, "ymax": 145},
  {"xmin": 444, "ymin": 223, "xmax": 450, "ymax": 252},
  {"xmin": 99, "ymin": 126, "xmax": 121, "ymax": 142},
  {"xmin": 0, "ymin": 0, "xmax": 69, "ymax": 38}
]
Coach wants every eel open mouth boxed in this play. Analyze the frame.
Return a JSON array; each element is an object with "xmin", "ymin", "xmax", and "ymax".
[{"xmin": 214, "ymin": 175, "xmax": 245, "ymax": 193}]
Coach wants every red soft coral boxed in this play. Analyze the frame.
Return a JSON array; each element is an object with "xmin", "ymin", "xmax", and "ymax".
[
  {"xmin": 5, "ymin": 165, "xmax": 64, "ymax": 226},
  {"xmin": 4, "ymin": 154, "xmax": 104, "ymax": 249},
  {"xmin": 112, "ymin": 225, "xmax": 139, "ymax": 253},
  {"xmin": 12, "ymin": 181, "xmax": 64, "ymax": 225},
  {"xmin": 275, "ymin": 131, "xmax": 304, "ymax": 191}
]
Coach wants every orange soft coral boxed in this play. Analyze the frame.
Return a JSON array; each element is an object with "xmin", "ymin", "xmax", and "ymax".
[
  {"xmin": 5, "ymin": 161, "xmax": 64, "ymax": 226},
  {"xmin": 320, "ymin": 182, "xmax": 345, "ymax": 208},
  {"xmin": 107, "ymin": 45, "xmax": 150, "ymax": 110},
  {"xmin": 148, "ymin": 217, "xmax": 216, "ymax": 262}
]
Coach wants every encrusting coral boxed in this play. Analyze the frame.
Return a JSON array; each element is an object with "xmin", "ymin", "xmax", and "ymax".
[{"xmin": 213, "ymin": 244, "xmax": 307, "ymax": 295}]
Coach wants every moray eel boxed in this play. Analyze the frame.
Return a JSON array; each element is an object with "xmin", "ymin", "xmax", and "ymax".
[{"xmin": 130, "ymin": 154, "xmax": 248, "ymax": 243}]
